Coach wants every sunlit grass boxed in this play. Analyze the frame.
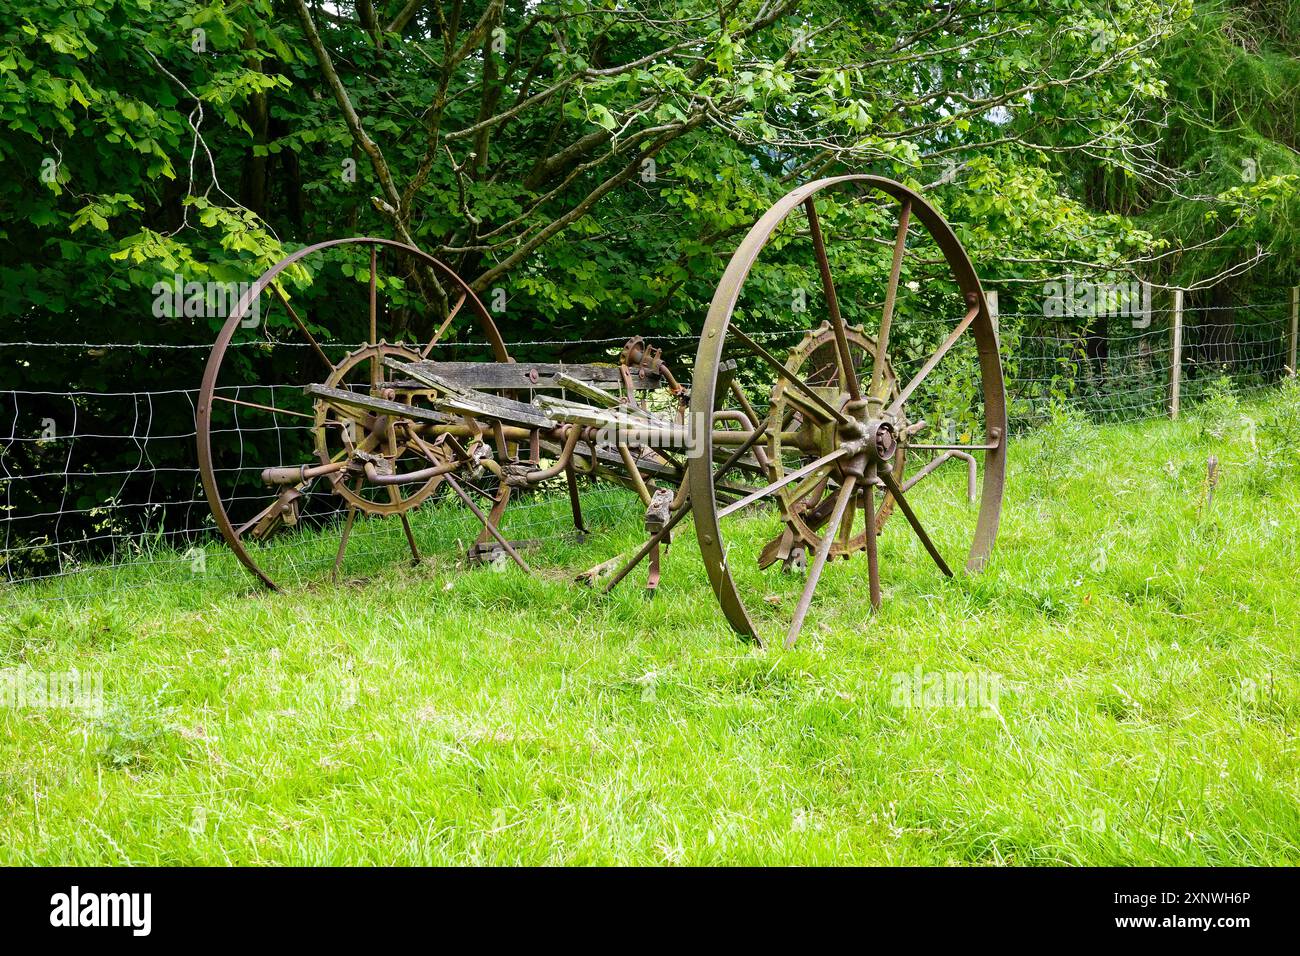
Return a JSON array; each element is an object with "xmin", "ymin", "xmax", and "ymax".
[{"xmin": 1, "ymin": 389, "xmax": 1297, "ymax": 865}]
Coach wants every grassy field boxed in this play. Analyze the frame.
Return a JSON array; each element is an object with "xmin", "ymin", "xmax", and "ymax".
[{"xmin": 2, "ymin": 381, "xmax": 1298, "ymax": 865}]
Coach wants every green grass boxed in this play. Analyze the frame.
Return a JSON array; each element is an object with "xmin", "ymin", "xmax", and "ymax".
[{"xmin": 2, "ymin": 383, "xmax": 1298, "ymax": 865}]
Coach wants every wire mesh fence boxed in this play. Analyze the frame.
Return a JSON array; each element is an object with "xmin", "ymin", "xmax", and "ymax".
[{"xmin": 2, "ymin": 285, "xmax": 1296, "ymax": 597}]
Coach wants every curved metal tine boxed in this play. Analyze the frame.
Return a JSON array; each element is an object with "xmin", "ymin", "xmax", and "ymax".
[
  {"xmin": 728, "ymin": 325, "xmax": 851, "ymax": 426},
  {"xmin": 804, "ymin": 197, "xmax": 860, "ymax": 401},
  {"xmin": 234, "ymin": 496, "xmax": 283, "ymax": 540},
  {"xmin": 785, "ymin": 474, "xmax": 858, "ymax": 648},
  {"xmin": 269, "ymin": 281, "xmax": 333, "ymax": 371},
  {"xmin": 422, "ymin": 290, "xmax": 468, "ymax": 358},
  {"xmin": 717, "ymin": 446, "xmax": 849, "ymax": 520},
  {"xmin": 888, "ymin": 304, "xmax": 979, "ymax": 415},
  {"xmin": 870, "ymin": 200, "xmax": 911, "ymax": 400},
  {"xmin": 877, "ymin": 468, "xmax": 952, "ymax": 577}
]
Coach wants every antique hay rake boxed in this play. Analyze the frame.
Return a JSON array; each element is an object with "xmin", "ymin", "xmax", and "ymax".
[{"xmin": 196, "ymin": 176, "xmax": 1006, "ymax": 647}]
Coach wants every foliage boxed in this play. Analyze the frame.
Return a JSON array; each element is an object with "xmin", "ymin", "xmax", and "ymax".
[
  {"xmin": 1, "ymin": 0, "xmax": 1296, "ymax": 561},
  {"xmin": 1022, "ymin": 400, "xmax": 1099, "ymax": 488}
]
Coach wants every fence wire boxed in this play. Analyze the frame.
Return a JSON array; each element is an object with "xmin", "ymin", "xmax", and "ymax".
[{"xmin": 2, "ymin": 293, "xmax": 1295, "ymax": 597}]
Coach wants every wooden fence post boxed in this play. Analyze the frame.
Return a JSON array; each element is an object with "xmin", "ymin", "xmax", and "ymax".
[
  {"xmin": 1169, "ymin": 288, "xmax": 1184, "ymax": 419},
  {"xmin": 985, "ymin": 289, "xmax": 999, "ymax": 337},
  {"xmin": 1290, "ymin": 286, "xmax": 1298, "ymax": 376}
]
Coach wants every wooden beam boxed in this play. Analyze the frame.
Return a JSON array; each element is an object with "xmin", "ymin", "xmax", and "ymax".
[{"xmin": 389, "ymin": 359, "xmax": 661, "ymax": 390}]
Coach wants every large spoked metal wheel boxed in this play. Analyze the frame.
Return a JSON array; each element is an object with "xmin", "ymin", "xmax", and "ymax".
[
  {"xmin": 688, "ymin": 175, "xmax": 1007, "ymax": 648},
  {"xmin": 196, "ymin": 238, "xmax": 509, "ymax": 589}
]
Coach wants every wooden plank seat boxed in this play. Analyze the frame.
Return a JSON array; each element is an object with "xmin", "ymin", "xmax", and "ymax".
[{"xmin": 387, "ymin": 358, "xmax": 661, "ymax": 391}]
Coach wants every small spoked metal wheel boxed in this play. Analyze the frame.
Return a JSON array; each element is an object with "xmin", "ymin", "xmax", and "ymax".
[
  {"xmin": 767, "ymin": 323, "xmax": 904, "ymax": 562},
  {"xmin": 688, "ymin": 175, "xmax": 1007, "ymax": 648},
  {"xmin": 314, "ymin": 342, "xmax": 445, "ymax": 516},
  {"xmin": 196, "ymin": 237, "xmax": 508, "ymax": 589}
]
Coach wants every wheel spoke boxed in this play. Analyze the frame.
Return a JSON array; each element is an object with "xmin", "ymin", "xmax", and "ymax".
[
  {"xmin": 729, "ymin": 324, "xmax": 851, "ymax": 426},
  {"xmin": 422, "ymin": 291, "xmax": 467, "ymax": 358},
  {"xmin": 785, "ymin": 474, "xmax": 857, "ymax": 648},
  {"xmin": 717, "ymin": 446, "xmax": 848, "ymax": 520},
  {"xmin": 863, "ymin": 483, "xmax": 881, "ymax": 609},
  {"xmin": 270, "ymin": 283, "xmax": 333, "ymax": 371},
  {"xmin": 870, "ymin": 201, "xmax": 911, "ymax": 400},
  {"xmin": 368, "ymin": 245, "xmax": 381, "ymax": 390},
  {"xmin": 214, "ymin": 394, "xmax": 315, "ymax": 420},
  {"xmin": 877, "ymin": 469, "xmax": 952, "ymax": 577},
  {"xmin": 888, "ymin": 303, "xmax": 978, "ymax": 414},
  {"xmin": 838, "ymin": 490, "xmax": 856, "ymax": 550},
  {"xmin": 804, "ymin": 197, "xmax": 861, "ymax": 401}
]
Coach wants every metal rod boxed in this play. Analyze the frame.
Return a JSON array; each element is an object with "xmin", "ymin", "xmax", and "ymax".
[
  {"xmin": 603, "ymin": 504, "xmax": 690, "ymax": 594},
  {"xmin": 618, "ymin": 443, "xmax": 655, "ymax": 506},
  {"xmin": 907, "ymin": 440, "xmax": 999, "ymax": 452},
  {"xmin": 888, "ymin": 304, "xmax": 978, "ymax": 414},
  {"xmin": 728, "ymin": 325, "xmax": 851, "ymax": 426},
  {"xmin": 565, "ymin": 462, "xmax": 586, "ymax": 534},
  {"xmin": 362, "ymin": 459, "xmax": 462, "ymax": 485},
  {"xmin": 332, "ymin": 503, "xmax": 358, "ymax": 582},
  {"xmin": 870, "ymin": 200, "xmax": 911, "ymax": 399},
  {"xmin": 785, "ymin": 474, "xmax": 857, "ymax": 648},
  {"xmin": 214, "ymin": 394, "xmax": 316, "ymax": 420},
  {"xmin": 1290, "ymin": 286, "xmax": 1298, "ymax": 375},
  {"xmin": 602, "ymin": 421, "xmax": 772, "ymax": 593},
  {"xmin": 444, "ymin": 474, "xmax": 532, "ymax": 574},
  {"xmin": 878, "ymin": 468, "xmax": 952, "ymax": 577},
  {"xmin": 262, "ymin": 460, "xmax": 347, "ymax": 485},
  {"xmin": 422, "ymin": 292, "xmax": 466, "ymax": 358},
  {"xmin": 901, "ymin": 450, "xmax": 978, "ymax": 504},
  {"xmin": 1170, "ymin": 287, "xmax": 1184, "ymax": 419},
  {"xmin": 369, "ymin": 244, "xmax": 380, "ymax": 390},
  {"xmin": 864, "ymin": 481, "xmax": 881, "ymax": 610},
  {"xmin": 805, "ymin": 197, "xmax": 861, "ymax": 402},
  {"xmin": 728, "ymin": 381, "xmax": 772, "ymax": 470},
  {"xmin": 527, "ymin": 425, "xmax": 581, "ymax": 482},
  {"xmin": 717, "ymin": 446, "xmax": 848, "ymax": 520},
  {"xmin": 399, "ymin": 512, "xmax": 421, "ymax": 564},
  {"xmin": 271, "ymin": 283, "xmax": 332, "ymax": 371}
]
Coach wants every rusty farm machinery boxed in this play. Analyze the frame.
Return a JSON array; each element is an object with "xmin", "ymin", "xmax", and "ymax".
[{"xmin": 196, "ymin": 175, "xmax": 1006, "ymax": 647}]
